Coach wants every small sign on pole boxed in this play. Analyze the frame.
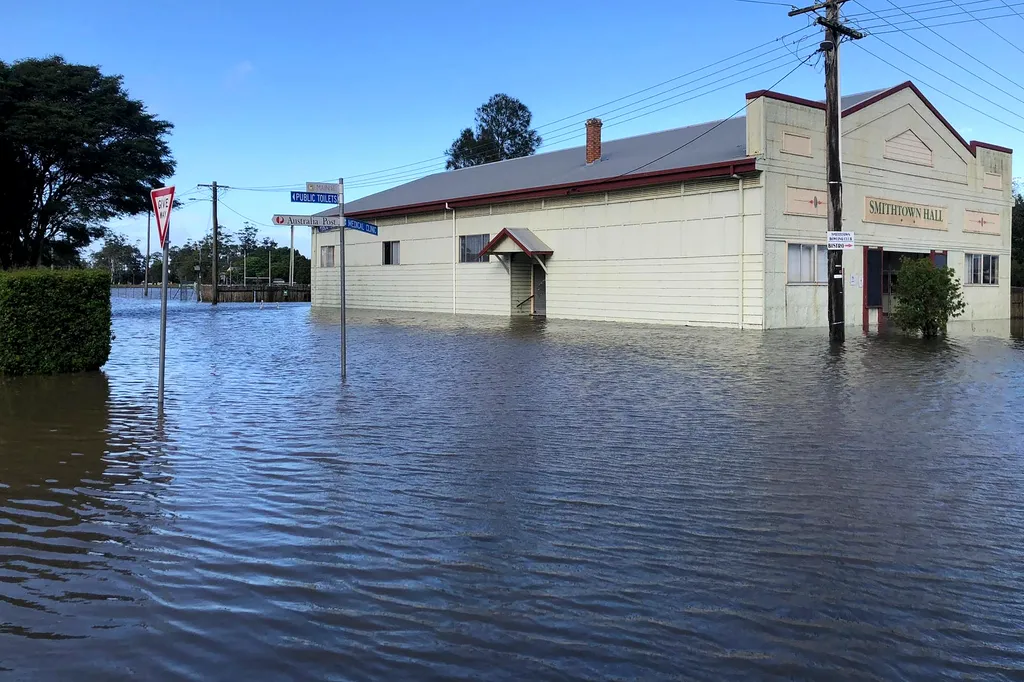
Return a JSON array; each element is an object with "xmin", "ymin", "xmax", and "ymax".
[
  {"xmin": 307, "ymin": 181, "xmax": 341, "ymax": 194},
  {"xmin": 150, "ymin": 186, "xmax": 175, "ymax": 415},
  {"xmin": 291, "ymin": 191, "xmax": 339, "ymax": 204},
  {"xmin": 827, "ymin": 231, "xmax": 855, "ymax": 250},
  {"xmin": 272, "ymin": 214, "xmax": 341, "ymax": 227}
]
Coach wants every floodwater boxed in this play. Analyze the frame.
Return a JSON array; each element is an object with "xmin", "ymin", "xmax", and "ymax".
[{"xmin": 2, "ymin": 299, "xmax": 1024, "ymax": 681}]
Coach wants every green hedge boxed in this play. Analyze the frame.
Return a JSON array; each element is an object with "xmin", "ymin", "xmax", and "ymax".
[{"xmin": 0, "ymin": 269, "xmax": 112, "ymax": 375}]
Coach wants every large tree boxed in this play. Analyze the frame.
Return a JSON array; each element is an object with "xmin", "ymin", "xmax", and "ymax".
[
  {"xmin": 0, "ymin": 56, "xmax": 175, "ymax": 268},
  {"xmin": 445, "ymin": 94, "xmax": 541, "ymax": 170}
]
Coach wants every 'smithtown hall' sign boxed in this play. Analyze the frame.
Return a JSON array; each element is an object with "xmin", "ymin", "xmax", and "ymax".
[{"xmin": 864, "ymin": 197, "xmax": 947, "ymax": 230}]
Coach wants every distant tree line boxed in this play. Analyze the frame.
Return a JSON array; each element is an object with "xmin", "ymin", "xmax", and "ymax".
[{"xmin": 92, "ymin": 221, "xmax": 310, "ymax": 286}]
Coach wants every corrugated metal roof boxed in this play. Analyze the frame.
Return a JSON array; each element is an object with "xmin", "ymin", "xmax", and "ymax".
[
  {"xmin": 320, "ymin": 88, "xmax": 891, "ymax": 218},
  {"xmin": 480, "ymin": 228, "xmax": 554, "ymax": 258}
]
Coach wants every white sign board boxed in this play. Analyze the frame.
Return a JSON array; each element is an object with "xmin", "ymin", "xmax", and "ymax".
[
  {"xmin": 306, "ymin": 182, "xmax": 341, "ymax": 194},
  {"xmin": 272, "ymin": 215, "xmax": 342, "ymax": 227},
  {"xmin": 827, "ymin": 231, "xmax": 855, "ymax": 250}
]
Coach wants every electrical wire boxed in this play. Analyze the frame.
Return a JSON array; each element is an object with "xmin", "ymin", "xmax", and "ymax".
[
  {"xmin": 846, "ymin": 0, "xmax": 1014, "ymax": 21},
  {"xmin": 867, "ymin": 0, "xmax": 1024, "ymax": 94},
  {"xmin": 853, "ymin": 41, "xmax": 1024, "ymax": 134},
  {"xmin": 621, "ymin": 52, "xmax": 816, "ymax": 178},
  {"xmin": 945, "ymin": 0, "xmax": 1024, "ymax": 55},
  {"xmin": 855, "ymin": 1, "xmax": 1024, "ymax": 31},
  {"xmin": 229, "ymin": 25, "xmax": 819, "ymax": 192},
  {"xmin": 217, "ymin": 199, "xmax": 277, "ymax": 228},
  {"xmin": 338, "ymin": 46, "xmax": 820, "ymax": 190},
  {"xmin": 849, "ymin": 1, "xmax": 1024, "ymax": 117}
]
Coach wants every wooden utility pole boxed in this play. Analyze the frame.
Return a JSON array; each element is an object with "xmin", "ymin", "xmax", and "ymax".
[
  {"xmin": 789, "ymin": 0, "xmax": 862, "ymax": 343},
  {"xmin": 199, "ymin": 182, "xmax": 228, "ymax": 305}
]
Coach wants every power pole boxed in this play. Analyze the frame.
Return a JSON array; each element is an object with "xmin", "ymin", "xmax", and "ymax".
[
  {"xmin": 789, "ymin": 0, "xmax": 862, "ymax": 343},
  {"xmin": 198, "ymin": 182, "xmax": 229, "ymax": 305}
]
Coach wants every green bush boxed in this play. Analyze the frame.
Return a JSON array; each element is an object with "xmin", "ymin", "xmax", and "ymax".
[
  {"xmin": 0, "ymin": 269, "xmax": 112, "ymax": 375},
  {"xmin": 890, "ymin": 257, "xmax": 966, "ymax": 338}
]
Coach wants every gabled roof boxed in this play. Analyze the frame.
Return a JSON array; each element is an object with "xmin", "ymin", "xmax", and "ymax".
[
  {"xmin": 479, "ymin": 228, "xmax": 553, "ymax": 258},
  {"xmin": 322, "ymin": 83, "xmax": 1008, "ymax": 220}
]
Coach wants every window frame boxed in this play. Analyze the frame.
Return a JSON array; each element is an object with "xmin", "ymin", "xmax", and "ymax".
[
  {"xmin": 382, "ymin": 240, "xmax": 400, "ymax": 266},
  {"xmin": 964, "ymin": 253, "xmax": 999, "ymax": 286},
  {"xmin": 786, "ymin": 242, "xmax": 829, "ymax": 285},
  {"xmin": 459, "ymin": 234, "xmax": 491, "ymax": 264},
  {"xmin": 319, "ymin": 245, "xmax": 336, "ymax": 268}
]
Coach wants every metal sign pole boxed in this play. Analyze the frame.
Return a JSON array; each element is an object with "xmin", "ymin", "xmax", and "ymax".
[
  {"xmin": 339, "ymin": 178, "xmax": 346, "ymax": 382},
  {"xmin": 158, "ymin": 239, "xmax": 169, "ymax": 414}
]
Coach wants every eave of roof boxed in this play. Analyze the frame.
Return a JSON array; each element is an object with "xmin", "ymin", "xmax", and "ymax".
[{"xmin": 336, "ymin": 158, "xmax": 757, "ymax": 220}]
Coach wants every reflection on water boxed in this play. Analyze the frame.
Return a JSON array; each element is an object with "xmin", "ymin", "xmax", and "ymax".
[{"xmin": 2, "ymin": 299, "xmax": 1024, "ymax": 680}]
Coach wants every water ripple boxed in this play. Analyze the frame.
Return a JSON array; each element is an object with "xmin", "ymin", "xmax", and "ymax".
[{"xmin": 1, "ymin": 299, "xmax": 1023, "ymax": 680}]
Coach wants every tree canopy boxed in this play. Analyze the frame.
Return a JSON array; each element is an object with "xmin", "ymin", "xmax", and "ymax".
[
  {"xmin": 0, "ymin": 56, "xmax": 175, "ymax": 268},
  {"xmin": 445, "ymin": 94, "xmax": 541, "ymax": 170}
]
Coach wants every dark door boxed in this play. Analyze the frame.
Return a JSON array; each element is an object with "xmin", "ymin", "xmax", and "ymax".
[
  {"xmin": 532, "ymin": 263, "xmax": 546, "ymax": 316},
  {"xmin": 866, "ymin": 248, "xmax": 883, "ymax": 309}
]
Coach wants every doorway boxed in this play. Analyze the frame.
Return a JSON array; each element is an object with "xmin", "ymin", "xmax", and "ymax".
[{"xmin": 532, "ymin": 263, "xmax": 546, "ymax": 316}]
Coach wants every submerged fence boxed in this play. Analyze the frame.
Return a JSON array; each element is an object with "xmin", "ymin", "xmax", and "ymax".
[{"xmin": 111, "ymin": 284, "xmax": 196, "ymax": 301}]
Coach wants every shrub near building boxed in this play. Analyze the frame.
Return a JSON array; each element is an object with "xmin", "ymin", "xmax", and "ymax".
[{"xmin": 0, "ymin": 270, "xmax": 112, "ymax": 375}]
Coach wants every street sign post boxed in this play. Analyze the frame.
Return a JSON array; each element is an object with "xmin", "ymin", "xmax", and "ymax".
[
  {"xmin": 337, "ymin": 179, "xmax": 346, "ymax": 381},
  {"xmin": 827, "ymin": 231, "xmax": 855, "ymax": 250},
  {"xmin": 290, "ymin": 191, "xmax": 339, "ymax": 204},
  {"xmin": 150, "ymin": 185, "xmax": 175, "ymax": 416}
]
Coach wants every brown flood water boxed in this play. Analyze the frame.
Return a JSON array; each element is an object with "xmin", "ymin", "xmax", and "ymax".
[{"xmin": 2, "ymin": 298, "xmax": 1024, "ymax": 681}]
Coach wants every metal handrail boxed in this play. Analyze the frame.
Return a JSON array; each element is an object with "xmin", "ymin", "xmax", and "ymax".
[{"xmin": 516, "ymin": 294, "xmax": 535, "ymax": 309}]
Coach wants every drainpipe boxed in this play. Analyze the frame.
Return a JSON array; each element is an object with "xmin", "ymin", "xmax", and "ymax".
[
  {"xmin": 735, "ymin": 175, "xmax": 745, "ymax": 330},
  {"xmin": 447, "ymin": 202, "xmax": 456, "ymax": 314}
]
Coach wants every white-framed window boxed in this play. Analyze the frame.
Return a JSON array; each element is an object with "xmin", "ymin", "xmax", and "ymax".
[
  {"xmin": 382, "ymin": 241, "xmax": 400, "ymax": 265},
  {"xmin": 459, "ymin": 234, "xmax": 490, "ymax": 263},
  {"xmin": 787, "ymin": 243, "xmax": 828, "ymax": 283},
  {"xmin": 965, "ymin": 253, "xmax": 999, "ymax": 285},
  {"xmin": 319, "ymin": 245, "xmax": 335, "ymax": 268}
]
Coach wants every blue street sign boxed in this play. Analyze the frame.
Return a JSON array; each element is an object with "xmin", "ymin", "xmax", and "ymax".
[
  {"xmin": 291, "ymin": 191, "xmax": 339, "ymax": 204},
  {"xmin": 345, "ymin": 217, "xmax": 378, "ymax": 236}
]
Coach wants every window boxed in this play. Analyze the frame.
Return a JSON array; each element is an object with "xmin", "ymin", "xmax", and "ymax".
[
  {"xmin": 460, "ymin": 234, "xmax": 490, "ymax": 263},
  {"xmin": 787, "ymin": 243, "xmax": 828, "ymax": 283},
  {"xmin": 382, "ymin": 241, "xmax": 400, "ymax": 265},
  {"xmin": 320, "ymin": 245, "xmax": 335, "ymax": 268},
  {"xmin": 965, "ymin": 254, "xmax": 999, "ymax": 285}
]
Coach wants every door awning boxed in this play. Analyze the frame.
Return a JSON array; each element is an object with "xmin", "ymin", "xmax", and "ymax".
[{"xmin": 478, "ymin": 228, "xmax": 553, "ymax": 258}]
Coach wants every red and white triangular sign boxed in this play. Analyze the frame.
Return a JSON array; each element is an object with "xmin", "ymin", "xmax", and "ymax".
[{"xmin": 150, "ymin": 186, "xmax": 175, "ymax": 248}]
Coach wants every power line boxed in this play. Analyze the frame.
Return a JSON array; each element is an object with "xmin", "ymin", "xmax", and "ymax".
[
  {"xmin": 339, "ymin": 50, "xmax": 820, "ymax": 192},
  {"xmin": 622, "ymin": 52, "xmax": 815, "ymax": 178},
  {"xmin": 945, "ymin": 0, "xmax": 1024, "ymax": 55},
  {"xmin": 230, "ymin": 25, "xmax": 819, "ymax": 192},
  {"xmin": 853, "ymin": 41, "xmax": 1024, "ymax": 134},
  {"xmin": 339, "ymin": 46, "xmax": 821, "ymax": 191},
  {"xmin": 217, "ymin": 198, "xmax": 277, "ymax": 228},
  {"xmin": 867, "ymin": 0, "xmax": 1024, "ymax": 95},
  {"xmin": 731, "ymin": 0, "xmax": 797, "ymax": 6},
  {"xmin": 856, "ymin": 2, "xmax": 1024, "ymax": 31},
  {"xmin": 846, "ymin": 0, "xmax": 1012, "ymax": 21},
  {"xmin": 997, "ymin": 0, "xmax": 1024, "ymax": 18},
  {"xmin": 850, "ymin": 0, "xmax": 1024, "ymax": 111}
]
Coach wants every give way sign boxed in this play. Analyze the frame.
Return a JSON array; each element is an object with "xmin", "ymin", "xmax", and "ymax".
[{"xmin": 150, "ymin": 186, "xmax": 175, "ymax": 248}]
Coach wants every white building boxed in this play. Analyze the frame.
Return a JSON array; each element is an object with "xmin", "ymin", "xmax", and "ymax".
[{"xmin": 311, "ymin": 82, "xmax": 1013, "ymax": 329}]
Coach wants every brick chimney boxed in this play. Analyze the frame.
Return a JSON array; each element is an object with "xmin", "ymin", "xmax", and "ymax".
[{"xmin": 586, "ymin": 118, "xmax": 603, "ymax": 164}]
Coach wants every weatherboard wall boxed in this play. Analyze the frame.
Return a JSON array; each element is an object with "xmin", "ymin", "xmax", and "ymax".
[{"xmin": 310, "ymin": 180, "xmax": 766, "ymax": 328}]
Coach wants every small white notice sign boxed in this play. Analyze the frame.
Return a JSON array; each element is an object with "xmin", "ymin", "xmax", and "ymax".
[{"xmin": 827, "ymin": 231, "xmax": 855, "ymax": 250}]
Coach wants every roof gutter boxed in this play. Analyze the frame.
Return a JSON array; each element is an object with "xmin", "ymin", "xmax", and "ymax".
[{"xmin": 346, "ymin": 157, "xmax": 758, "ymax": 219}]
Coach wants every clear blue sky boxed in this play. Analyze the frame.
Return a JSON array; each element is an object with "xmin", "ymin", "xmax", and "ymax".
[{"xmin": 2, "ymin": 0, "xmax": 1022, "ymax": 258}]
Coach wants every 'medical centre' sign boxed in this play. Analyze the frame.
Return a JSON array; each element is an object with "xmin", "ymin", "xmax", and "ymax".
[{"xmin": 864, "ymin": 197, "xmax": 947, "ymax": 230}]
